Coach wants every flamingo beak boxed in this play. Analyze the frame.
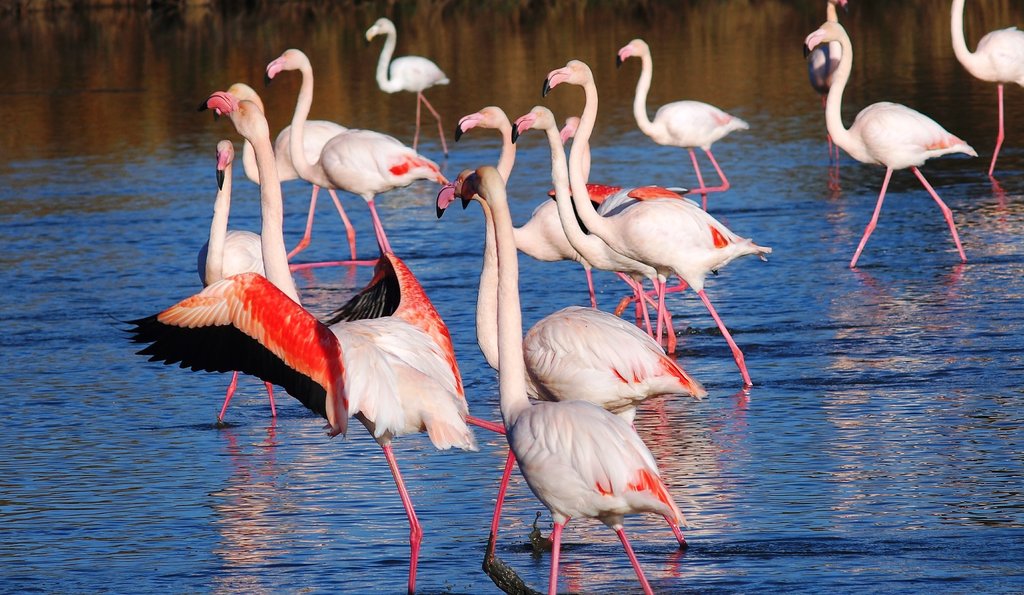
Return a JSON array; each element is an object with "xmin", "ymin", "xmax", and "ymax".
[
  {"xmin": 436, "ymin": 183, "xmax": 456, "ymax": 218},
  {"xmin": 216, "ymin": 168, "xmax": 225, "ymax": 190}
]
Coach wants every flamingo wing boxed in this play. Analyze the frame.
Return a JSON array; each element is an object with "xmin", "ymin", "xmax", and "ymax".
[
  {"xmin": 975, "ymin": 27, "xmax": 1024, "ymax": 83},
  {"xmin": 852, "ymin": 102, "xmax": 976, "ymax": 167},
  {"xmin": 389, "ymin": 56, "xmax": 449, "ymax": 91},
  {"xmin": 129, "ymin": 273, "xmax": 348, "ymax": 436},
  {"xmin": 325, "ymin": 254, "xmax": 401, "ymax": 324}
]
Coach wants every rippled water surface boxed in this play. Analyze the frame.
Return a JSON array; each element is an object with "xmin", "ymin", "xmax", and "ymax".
[{"xmin": 3, "ymin": 2, "xmax": 1024, "ymax": 593}]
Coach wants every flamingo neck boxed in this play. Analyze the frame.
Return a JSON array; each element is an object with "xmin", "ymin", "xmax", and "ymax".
[
  {"xmin": 485, "ymin": 169, "xmax": 531, "ymax": 426},
  {"xmin": 825, "ymin": 2, "xmax": 838, "ymax": 22},
  {"xmin": 247, "ymin": 116, "xmax": 301, "ymax": 304},
  {"xmin": 567, "ymin": 77, "xmax": 612, "ymax": 240},
  {"xmin": 239, "ymin": 140, "xmax": 260, "ymax": 184},
  {"xmin": 630, "ymin": 51, "xmax": 659, "ymax": 138},
  {"xmin": 473, "ymin": 197, "xmax": 501, "ymax": 371},
  {"xmin": 544, "ymin": 121, "xmax": 603, "ymax": 259},
  {"xmin": 374, "ymin": 29, "xmax": 402, "ymax": 93},
  {"xmin": 494, "ymin": 119, "xmax": 516, "ymax": 182},
  {"xmin": 950, "ymin": 0, "xmax": 977, "ymax": 71},
  {"xmin": 823, "ymin": 27, "xmax": 863, "ymax": 160},
  {"xmin": 287, "ymin": 61, "xmax": 326, "ymax": 188},
  {"xmin": 204, "ymin": 159, "xmax": 231, "ymax": 285}
]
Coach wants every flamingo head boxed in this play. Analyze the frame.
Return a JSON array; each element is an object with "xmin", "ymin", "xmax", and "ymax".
[
  {"xmin": 455, "ymin": 106, "xmax": 510, "ymax": 141},
  {"xmin": 436, "ymin": 168, "xmax": 479, "ymax": 218},
  {"xmin": 365, "ymin": 17, "xmax": 394, "ymax": 42},
  {"xmin": 559, "ymin": 116, "xmax": 580, "ymax": 145},
  {"xmin": 615, "ymin": 38, "xmax": 648, "ymax": 67},
  {"xmin": 265, "ymin": 48, "xmax": 306, "ymax": 86},
  {"xmin": 543, "ymin": 60, "xmax": 592, "ymax": 97},
  {"xmin": 215, "ymin": 140, "xmax": 234, "ymax": 190},
  {"xmin": 804, "ymin": 21, "xmax": 844, "ymax": 57},
  {"xmin": 831, "ymin": 0, "xmax": 848, "ymax": 10},
  {"xmin": 199, "ymin": 91, "xmax": 239, "ymax": 118},
  {"xmin": 226, "ymin": 82, "xmax": 266, "ymax": 113},
  {"xmin": 512, "ymin": 106, "xmax": 556, "ymax": 144}
]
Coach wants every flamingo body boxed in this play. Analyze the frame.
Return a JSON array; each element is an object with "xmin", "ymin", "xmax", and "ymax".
[
  {"xmin": 644, "ymin": 100, "xmax": 749, "ymax": 151},
  {"xmin": 197, "ymin": 231, "xmax": 263, "ymax": 284}
]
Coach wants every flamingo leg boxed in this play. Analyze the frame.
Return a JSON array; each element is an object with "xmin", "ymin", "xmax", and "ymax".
[
  {"xmin": 548, "ymin": 521, "xmax": 565, "ymax": 595},
  {"xmin": 911, "ymin": 167, "xmax": 967, "ymax": 263},
  {"xmin": 850, "ymin": 167, "xmax": 893, "ymax": 268},
  {"xmin": 703, "ymin": 149, "xmax": 732, "ymax": 194},
  {"xmin": 585, "ymin": 267, "xmax": 597, "ymax": 309},
  {"xmin": 466, "ymin": 416, "xmax": 506, "ymax": 435},
  {"xmin": 418, "ymin": 92, "xmax": 449, "ymax": 157},
  {"xmin": 989, "ymin": 84, "xmax": 1005, "ymax": 177},
  {"xmin": 696, "ymin": 289, "xmax": 752, "ymax": 387},
  {"xmin": 486, "ymin": 450, "xmax": 517, "ymax": 560},
  {"xmin": 327, "ymin": 189, "xmax": 358, "ymax": 260},
  {"xmin": 382, "ymin": 444, "xmax": 421, "ymax": 595},
  {"xmin": 217, "ymin": 371, "xmax": 241, "ymax": 423},
  {"xmin": 287, "ymin": 187, "xmax": 375, "ymax": 270},
  {"xmin": 366, "ymin": 199, "xmax": 393, "ymax": 254},
  {"xmin": 287, "ymin": 185, "xmax": 320, "ymax": 261},
  {"xmin": 413, "ymin": 93, "xmax": 423, "ymax": 153},
  {"xmin": 686, "ymin": 148, "xmax": 709, "ymax": 210},
  {"xmin": 264, "ymin": 382, "xmax": 276, "ymax": 417},
  {"xmin": 616, "ymin": 528, "xmax": 654, "ymax": 595}
]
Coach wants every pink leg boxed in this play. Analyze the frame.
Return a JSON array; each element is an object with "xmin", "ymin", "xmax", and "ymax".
[
  {"xmin": 665, "ymin": 515, "xmax": 687, "ymax": 549},
  {"xmin": 413, "ymin": 93, "xmax": 422, "ymax": 153},
  {"xmin": 850, "ymin": 167, "xmax": 893, "ymax": 268},
  {"xmin": 697, "ymin": 289, "xmax": 752, "ymax": 387},
  {"xmin": 686, "ymin": 148, "xmax": 709, "ymax": 210},
  {"xmin": 217, "ymin": 371, "xmax": 241, "ymax": 423},
  {"xmin": 466, "ymin": 416, "xmax": 505, "ymax": 435},
  {"xmin": 615, "ymin": 528, "xmax": 654, "ymax": 595},
  {"xmin": 287, "ymin": 186, "xmax": 320, "ymax": 261},
  {"xmin": 382, "ymin": 444, "xmax": 422, "ymax": 595},
  {"xmin": 548, "ymin": 522, "xmax": 565, "ymax": 595},
  {"xmin": 486, "ymin": 450, "xmax": 517, "ymax": 559},
  {"xmin": 366, "ymin": 199, "xmax": 393, "ymax": 254},
  {"xmin": 327, "ymin": 189, "xmax": 358, "ymax": 260},
  {"xmin": 264, "ymin": 382, "xmax": 276, "ymax": 418},
  {"xmin": 585, "ymin": 267, "xmax": 597, "ymax": 309},
  {"xmin": 704, "ymin": 149, "xmax": 732, "ymax": 194},
  {"xmin": 418, "ymin": 92, "xmax": 449, "ymax": 157},
  {"xmin": 989, "ymin": 84, "xmax": 1005, "ymax": 177},
  {"xmin": 911, "ymin": 167, "xmax": 967, "ymax": 263}
]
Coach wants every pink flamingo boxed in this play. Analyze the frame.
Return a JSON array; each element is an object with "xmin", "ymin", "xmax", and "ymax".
[
  {"xmin": 617, "ymin": 38, "xmax": 749, "ymax": 209},
  {"xmin": 545, "ymin": 60, "xmax": 771, "ymax": 387},
  {"xmin": 265, "ymin": 48, "xmax": 447, "ymax": 259},
  {"xmin": 806, "ymin": 0, "xmax": 849, "ymax": 166},
  {"xmin": 138, "ymin": 91, "xmax": 491, "ymax": 595},
  {"xmin": 805, "ymin": 21, "xmax": 975, "ymax": 268},
  {"xmin": 195, "ymin": 140, "xmax": 277, "ymax": 423},
  {"xmin": 456, "ymin": 165, "xmax": 687, "ymax": 595},
  {"xmin": 951, "ymin": 0, "xmax": 1024, "ymax": 177},
  {"xmin": 367, "ymin": 17, "xmax": 450, "ymax": 156},
  {"xmin": 226, "ymin": 83, "xmax": 360, "ymax": 266}
]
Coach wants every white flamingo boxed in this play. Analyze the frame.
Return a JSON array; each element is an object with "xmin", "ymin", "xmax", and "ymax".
[
  {"xmin": 545, "ymin": 60, "xmax": 771, "ymax": 387},
  {"xmin": 951, "ymin": 0, "xmax": 1024, "ymax": 177},
  {"xmin": 454, "ymin": 165, "xmax": 686, "ymax": 595},
  {"xmin": 225, "ymin": 83, "xmax": 360, "ymax": 266},
  {"xmin": 805, "ymin": 20, "xmax": 975, "ymax": 268},
  {"xmin": 265, "ymin": 48, "xmax": 447, "ymax": 256},
  {"xmin": 617, "ymin": 38, "xmax": 749, "ymax": 209},
  {"xmin": 367, "ymin": 17, "xmax": 450, "ymax": 156}
]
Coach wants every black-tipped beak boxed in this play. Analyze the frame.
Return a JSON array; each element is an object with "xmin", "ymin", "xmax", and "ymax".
[
  {"xmin": 461, "ymin": 196, "xmax": 471, "ymax": 209},
  {"xmin": 217, "ymin": 169, "xmax": 225, "ymax": 190},
  {"xmin": 454, "ymin": 124, "xmax": 464, "ymax": 142},
  {"xmin": 803, "ymin": 43, "xmax": 811, "ymax": 58},
  {"xmin": 542, "ymin": 78, "xmax": 552, "ymax": 98},
  {"xmin": 435, "ymin": 203, "xmax": 445, "ymax": 219},
  {"xmin": 616, "ymin": 55, "xmax": 623, "ymax": 68},
  {"xmin": 511, "ymin": 125, "xmax": 521, "ymax": 144},
  {"xmin": 197, "ymin": 100, "xmax": 208, "ymax": 112},
  {"xmin": 264, "ymin": 73, "xmax": 273, "ymax": 87}
]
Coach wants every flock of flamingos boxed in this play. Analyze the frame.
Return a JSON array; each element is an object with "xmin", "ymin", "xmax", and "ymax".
[{"xmin": 129, "ymin": 2, "xmax": 1023, "ymax": 593}]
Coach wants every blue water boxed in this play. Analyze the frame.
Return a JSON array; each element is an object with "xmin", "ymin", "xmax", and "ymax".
[{"xmin": 3, "ymin": 3, "xmax": 1024, "ymax": 593}]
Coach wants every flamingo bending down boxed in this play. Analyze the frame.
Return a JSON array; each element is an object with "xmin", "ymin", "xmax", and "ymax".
[
  {"xmin": 617, "ymin": 38, "xmax": 749, "ymax": 209},
  {"xmin": 545, "ymin": 60, "xmax": 771, "ymax": 387},
  {"xmin": 438, "ymin": 161, "xmax": 704, "ymax": 560},
  {"xmin": 266, "ymin": 48, "xmax": 447, "ymax": 258},
  {"xmin": 367, "ymin": 17, "xmax": 450, "ymax": 156},
  {"xmin": 951, "ymin": 0, "xmax": 1024, "ymax": 177},
  {"xmin": 136, "ymin": 91, "xmax": 489, "ymax": 595},
  {"xmin": 456, "ymin": 165, "xmax": 687, "ymax": 595},
  {"xmin": 194, "ymin": 140, "xmax": 277, "ymax": 423},
  {"xmin": 806, "ymin": 0, "xmax": 849, "ymax": 166},
  {"xmin": 805, "ymin": 21, "xmax": 975, "ymax": 268},
  {"xmin": 225, "ymin": 83, "xmax": 360, "ymax": 267}
]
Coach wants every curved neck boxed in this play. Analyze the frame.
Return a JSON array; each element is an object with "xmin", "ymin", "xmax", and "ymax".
[
  {"xmin": 473, "ymin": 196, "xmax": 501, "ymax": 371},
  {"xmin": 286, "ymin": 61, "xmax": 326, "ymax": 188},
  {"xmin": 631, "ymin": 52, "xmax": 658, "ymax": 138},
  {"xmin": 239, "ymin": 140, "xmax": 260, "ymax": 184},
  {"xmin": 246, "ymin": 117, "xmax": 301, "ymax": 304},
  {"xmin": 950, "ymin": 0, "xmax": 975, "ymax": 68},
  {"xmin": 485, "ymin": 171, "xmax": 530, "ymax": 426},
  {"xmin": 494, "ymin": 119, "xmax": 516, "ymax": 182},
  {"xmin": 374, "ymin": 30, "xmax": 401, "ymax": 92},
  {"xmin": 825, "ymin": 2, "xmax": 838, "ymax": 22},
  {"xmin": 205, "ymin": 159, "xmax": 232, "ymax": 284},
  {"xmin": 567, "ymin": 77, "xmax": 614, "ymax": 241},
  {"xmin": 823, "ymin": 27, "xmax": 863, "ymax": 159},
  {"xmin": 544, "ymin": 122, "xmax": 604, "ymax": 258}
]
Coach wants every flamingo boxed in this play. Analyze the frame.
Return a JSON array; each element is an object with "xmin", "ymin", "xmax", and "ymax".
[
  {"xmin": 951, "ymin": 0, "xmax": 1024, "ymax": 177},
  {"xmin": 265, "ymin": 48, "xmax": 447, "ymax": 257},
  {"xmin": 438, "ymin": 157, "xmax": 705, "ymax": 561},
  {"xmin": 616, "ymin": 38, "xmax": 749, "ymax": 209},
  {"xmin": 545, "ymin": 60, "xmax": 771, "ymax": 387},
  {"xmin": 806, "ymin": 0, "xmax": 849, "ymax": 167},
  {"xmin": 454, "ymin": 106, "xmax": 618, "ymax": 308},
  {"xmin": 805, "ymin": 21, "xmax": 975, "ymax": 268},
  {"xmin": 366, "ymin": 17, "xmax": 450, "ymax": 156},
  {"xmin": 225, "ymin": 82, "xmax": 360, "ymax": 267},
  {"xmin": 194, "ymin": 140, "xmax": 278, "ymax": 423},
  {"xmin": 135, "ymin": 91, "xmax": 490, "ymax": 595},
  {"xmin": 455, "ymin": 165, "xmax": 687, "ymax": 595}
]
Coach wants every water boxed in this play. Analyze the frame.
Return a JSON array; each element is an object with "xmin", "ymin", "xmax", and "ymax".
[{"xmin": 3, "ymin": 2, "xmax": 1024, "ymax": 593}]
